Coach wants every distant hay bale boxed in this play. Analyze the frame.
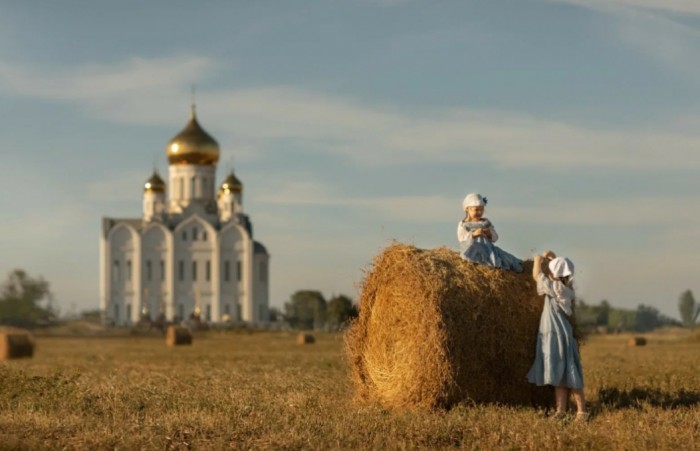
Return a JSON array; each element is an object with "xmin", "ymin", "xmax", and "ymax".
[
  {"xmin": 345, "ymin": 243, "xmax": 568, "ymax": 410},
  {"xmin": 166, "ymin": 326, "xmax": 193, "ymax": 347},
  {"xmin": 627, "ymin": 337, "xmax": 647, "ymax": 346},
  {"xmin": 0, "ymin": 329, "xmax": 35, "ymax": 360},
  {"xmin": 297, "ymin": 333, "xmax": 315, "ymax": 344}
]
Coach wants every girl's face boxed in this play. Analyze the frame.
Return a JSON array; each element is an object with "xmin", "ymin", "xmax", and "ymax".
[{"xmin": 467, "ymin": 206, "xmax": 484, "ymax": 220}]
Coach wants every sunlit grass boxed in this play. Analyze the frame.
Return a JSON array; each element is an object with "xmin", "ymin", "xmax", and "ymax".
[{"xmin": 0, "ymin": 330, "xmax": 698, "ymax": 449}]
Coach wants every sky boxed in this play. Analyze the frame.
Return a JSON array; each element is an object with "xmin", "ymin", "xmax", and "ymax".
[{"xmin": 1, "ymin": 0, "xmax": 699, "ymax": 319}]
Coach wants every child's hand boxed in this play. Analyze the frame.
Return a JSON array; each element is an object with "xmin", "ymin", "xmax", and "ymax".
[{"xmin": 542, "ymin": 250, "xmax": 556, "ymax": 259}]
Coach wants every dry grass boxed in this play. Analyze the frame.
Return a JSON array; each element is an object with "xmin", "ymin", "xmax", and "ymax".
[
  {"xmin": 345, "ymin": 243, "xmax": 559, "ymax": 409},
  {"xmin": 0, "ymin": 329, "xmax": 698, "ymax": 450}
]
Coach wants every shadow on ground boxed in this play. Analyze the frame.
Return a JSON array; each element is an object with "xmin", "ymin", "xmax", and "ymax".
[{"xmin": 597, "ymin": 387, "xmax": 700, "ymax": 409}]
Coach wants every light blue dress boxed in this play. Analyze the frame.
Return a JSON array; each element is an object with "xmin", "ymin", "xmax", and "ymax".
[
  {"xmin": 526, "ymin": 273, "xmax": 584, "ymax": 389},
  {"xmin": 457, "ymin": 219, "xmax": 523, "ymax": 272}
]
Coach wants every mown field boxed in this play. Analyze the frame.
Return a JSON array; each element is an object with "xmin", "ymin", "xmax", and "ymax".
[{"xmin": 1, "ymin": 329, "xmax": 698, "ymax": 450}]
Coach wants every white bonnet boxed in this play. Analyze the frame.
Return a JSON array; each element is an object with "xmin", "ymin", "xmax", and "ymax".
[
  {"xmin": 462, "ymin": 193, "xmax": 487, "ymax": 210},
  {"xmin": 549, "ymin": 257, "xmax": 574, "ymax": 278}
]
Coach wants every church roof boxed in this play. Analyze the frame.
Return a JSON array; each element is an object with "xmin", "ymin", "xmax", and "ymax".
[
  {"xmin": 144, "ymin": 171, "xmax": 166, "ymax": 193},
  {"xmin": 166, "ymin": 107, "xmax": 220, "ymax": 165},
  {"xmin": 220, "ymin": 171, "xmax": 243, "ymax": 193},
  {"xmin": 254, "ymin": 241, "xmax": 268, "ymax": 255}
]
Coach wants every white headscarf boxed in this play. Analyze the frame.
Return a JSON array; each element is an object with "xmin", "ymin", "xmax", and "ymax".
[
  {"xmin": 546, "ymin": 257, "xmax": 575, "ymax": 315},
  {"xmin": 548, "ymin": 257, "xmax": 574, "ymax": 279},
  {"xmin": 462, "ymin": 193, "xmax": 487, "ymax": 210}
]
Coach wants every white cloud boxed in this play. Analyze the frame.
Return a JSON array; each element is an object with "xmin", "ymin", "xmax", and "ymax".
[
  {"xmin": 556, "ymin": 0, "xmax": 700, "ymax": 15},
  {"xmin": 86, "ymin": 169, "xmax": 150, "ymax": 203},
  {"xmin": 1, "ymin": 57, "xmax": 700, "ymax": 171},
  {"xmin": 256, "ymin": 180, "xmax": 700, "ymax": 229},
  {"xmin": 0, "ymin": 56, "xmax": 215, "ymax": 125}
]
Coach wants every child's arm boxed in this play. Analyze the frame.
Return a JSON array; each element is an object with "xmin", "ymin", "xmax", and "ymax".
[
  {"xmin": 532, "ymin": 255, "xmax": 544, "ymax": 282},
  {"xmin": 457, "ymin": 221, "xmax": 472, "ymax": 244},
  {"xmin": 488, "ymin": 222, "xmax": 498, "ymax": 242},
  {"xmin": 474, "ymin": 219, "xmax": 497, "ymax": 242},
  {"xmin": 532, "ymin": 251, "xmax": 555, "ymax": 282}
]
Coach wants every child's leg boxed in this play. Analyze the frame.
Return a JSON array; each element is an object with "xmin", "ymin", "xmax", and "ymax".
[
  {"xmin": 571, "ymin": 388, "xmax": 586, "ymax": 413},
  {"xmin": 555, "ymin": 387, "xmax": 569, "ymax": 413}
]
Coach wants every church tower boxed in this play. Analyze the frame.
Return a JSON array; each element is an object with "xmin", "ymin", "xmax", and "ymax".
[
  {"xmin": 143, "ymin": 170, "xmax": 166, "ymax": 222},
  {"xmin": 166, "ymin": 105, "xmax": 219, "ymax": 214},
  {"xmin": 218, "ymin": 171, "xmax": 243, "ymax": 222},
  {"xmin": 100, "ymin": 104, "xmax": 270, "ymax": 327}
]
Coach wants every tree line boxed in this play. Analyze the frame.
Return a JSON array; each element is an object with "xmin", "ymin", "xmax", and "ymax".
[
  {"xmin": 1, "ymin": 269, "xmax": 698, "ymax": 333},
  {"xmin": 0, "ymin": 269, "xmax": 57, "ymax": 328},
  {"xmin": 576, "ymin": 289, "xmax": 700, "ymax": 333},
  {"xmin": 275, "ymin": 290, "xmax": 358, "ymax": 331}
]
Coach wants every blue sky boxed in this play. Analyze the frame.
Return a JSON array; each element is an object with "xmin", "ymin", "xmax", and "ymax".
[{"xmin": 1, "ymin": 0, "xmax": 699, "ymax": 319}]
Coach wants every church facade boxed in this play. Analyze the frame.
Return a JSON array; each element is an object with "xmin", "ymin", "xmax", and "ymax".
[{"xmin": 99, "ymin": 107, "xmax": 269, "ymax": 326}]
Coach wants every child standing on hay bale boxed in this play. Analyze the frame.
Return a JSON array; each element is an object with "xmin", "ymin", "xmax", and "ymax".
[
  {"xmin": 527, "ymin": 251, "xmax": 588, "ymax": 421},
  {"xmin": 457, "ymin": 193, "xmax": 523, "ymax": 272}
]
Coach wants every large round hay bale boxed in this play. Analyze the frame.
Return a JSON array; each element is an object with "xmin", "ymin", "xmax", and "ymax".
[
  {"xmin": 627, "ymin": 337, "xmax": 647, "ymax": 346},
  {"xmin": 345, "ymin": 243, "xmax": 564, "ymax": 410},
  {"xmin": 166, "ymin": 326, "xmax": 193, "ymax": 347},
  {"xmin": 297, "ymin": 333, "xmax": 315, "ymax": 344},
  {"xmin": 0, "ymin": 329, "xmax": 35, "ymax": 360}
]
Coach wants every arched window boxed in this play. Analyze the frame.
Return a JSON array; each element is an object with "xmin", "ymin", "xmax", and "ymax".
[
  {"xmin": 202, "ymin": 230, "xmax": 208, "ymax": 241},
  {"xmin": 146, "ymin": 260, "xmax": 152, "ymax": 282},
  {"xmin": 182, "ymin": 230, "xmax": 187, "ymax": 241},
  {"xmin": 113, "ymin": 260, "xmax": 120, "ymax": 282},
  {"xmin": 192, "ymin": 227, "xmax": 198, "ymax": 241},
  {"xmin": 259, "ymin": 262, "xmax": 267, "ymax": 283}
]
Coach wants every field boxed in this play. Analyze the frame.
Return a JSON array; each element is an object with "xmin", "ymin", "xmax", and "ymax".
[{"xmin": 1, "ymin": 329, "xmax": 699, "ymax": 450}]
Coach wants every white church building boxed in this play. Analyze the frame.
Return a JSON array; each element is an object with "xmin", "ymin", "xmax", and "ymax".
[{"xmin": 100, "ymin": 107, "xmax": 269, "ymax": 326}]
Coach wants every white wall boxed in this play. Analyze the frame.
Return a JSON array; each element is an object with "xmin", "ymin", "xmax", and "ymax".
[
  {"xmin": 168, "ymin": 164, "xmax": 216, "ymax": 213},
  {"xmin": 108, "ymin": 225, "xmax": 137, "ymax": 326}
]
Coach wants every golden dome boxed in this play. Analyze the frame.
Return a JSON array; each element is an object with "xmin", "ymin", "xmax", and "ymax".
[
  {"xmin": 220, "ymin": 171, "xmax": 243, "ymax": 194},
  {"xmin": 166, "ymin": 107, "xmax": 220, "ymax": 165},
  {"xmin": 144, "ymin": 171, "xmax": 166, "ymax": 193}
]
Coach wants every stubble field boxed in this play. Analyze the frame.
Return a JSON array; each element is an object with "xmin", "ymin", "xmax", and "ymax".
[{"xmin": 0, "ymin": 329, "xmax": 698, "ymax": 450}]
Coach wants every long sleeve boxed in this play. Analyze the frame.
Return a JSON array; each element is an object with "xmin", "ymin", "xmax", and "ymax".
[
  {"xmin": 457, "ymin": 220, "xmax": 472, "ymax": 244},
  {"xmin": 490, "ymin": 224, "xmax": 499, "ymax": 243}
]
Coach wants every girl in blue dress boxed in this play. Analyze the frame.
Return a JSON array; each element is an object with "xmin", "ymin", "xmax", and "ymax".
[
  {"xmin": 527, "ymin": 251, "xmax": 588, "ymax": 421},
  {"xmin": 457, "ymin": 193, "xmax": 523, "ymax": 272}
]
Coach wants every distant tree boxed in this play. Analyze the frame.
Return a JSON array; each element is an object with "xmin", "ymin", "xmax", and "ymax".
[
  {"xmin": 80, "ymin": 309, "xmax": 102, "ymax": 321},
  {"xmin": 635, "ymin": 304, "xmax": 661, "ymax": 332},
  {"xmin": 326, "ymin": 295, "xmax": 358, "ymax": 331},
  {"xmin": 0, "ymin": 269, "xmax": 56, "ymax": 328},
  {"xmin": 608, "ymin": 309, "xmax": 636, "ymax": 332},
  {"xmin": 268, "ymin": 306, "xmax": 282, "ymax": 322},
  {"xmin": 284, "ymin": 290, "xmax": 327, "ymax": 330},
  {"xmin": 678, "ymin": 290, "xmax": 700, "ymax": 329},
  {"xmin": 597, "ymin": 300, "xmax": 611, "ymax": 326}
]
